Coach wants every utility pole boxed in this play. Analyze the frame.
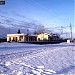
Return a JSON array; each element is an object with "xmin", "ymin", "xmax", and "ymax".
[
  {"xmin": 70, "ymin": 23, "xmax": 72, "ymax": 41},
  {"xmin": 27, "ymin": 29, "xmax": 29, "ymax": 41},
  {"xmin": 27, "ymin": 29, "xmax": 29, "ymax": 35},
  {"xmin": 9, "ymin": 24, "xmax": 10, "ymax": 34}
]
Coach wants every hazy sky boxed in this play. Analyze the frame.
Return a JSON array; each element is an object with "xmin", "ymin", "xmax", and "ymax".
[{"xmin": 0, "ymin": 0, "xmax": 74, "ymax": 37}]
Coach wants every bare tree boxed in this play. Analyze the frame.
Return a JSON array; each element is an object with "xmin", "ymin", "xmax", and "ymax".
[{"xmin": 34, "ymin": 26, "xmax": 45, "ymax": 34}]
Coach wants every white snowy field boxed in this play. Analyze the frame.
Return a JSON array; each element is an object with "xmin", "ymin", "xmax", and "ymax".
[{"xmin": 0, "ymin": 42, "xmax": 75, "ymax": 75}]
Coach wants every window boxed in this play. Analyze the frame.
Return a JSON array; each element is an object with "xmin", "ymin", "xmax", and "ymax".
[
  {"xmin": 19, "ymin": 36, "xmax": 23, "ymax": 41},
  {"xmin": 38, "ymin": 38, "xmax": 40, "ymax": 41},
  {"xmin": 20, "ymin": 36, "xmax": 23, "ymax": 39}
]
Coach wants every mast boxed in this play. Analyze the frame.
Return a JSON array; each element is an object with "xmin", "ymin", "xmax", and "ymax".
[{"xmin": 70, "ymin": 23, "xmax": 72, "ymax": 41}]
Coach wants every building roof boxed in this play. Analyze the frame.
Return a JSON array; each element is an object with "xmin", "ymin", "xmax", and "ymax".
[
  {"xmin": 7, "ymin": 33, "xmax": 25, "ymax": 37},
  {"xmin": 38, "ymin": 33, "xmax": 51, "ymax": 35}
]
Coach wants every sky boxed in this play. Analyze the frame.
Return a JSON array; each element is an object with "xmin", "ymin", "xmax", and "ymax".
[{"xmin": 0, "ymin": 0, "xmax": 74, "ymax": 38}]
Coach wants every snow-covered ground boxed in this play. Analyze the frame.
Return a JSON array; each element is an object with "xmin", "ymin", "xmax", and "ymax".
[{"xmin": 0, "ymin": 42, "xmax": 75, "ymax": 75}]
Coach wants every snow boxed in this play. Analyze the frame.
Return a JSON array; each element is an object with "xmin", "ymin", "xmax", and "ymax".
[
  {"xmin": 0, "ymin": 42, "xmax": 75, "ymax": 75},
  {"xmin": 5, "ymin": 61, "xmax": 11, "ymax": 66}
]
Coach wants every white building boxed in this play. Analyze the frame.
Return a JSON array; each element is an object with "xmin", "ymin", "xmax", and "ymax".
[
  {"xmin": 7, "ymin": 33, "xmax": 52, "ymax": 42},
  {"xmin": 37, "ymin": 33, "xmax": 51, "ymax": 41},
  {"xmin": 7, "ymin": 33, "xmax": 26, "ymax": 42}
]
